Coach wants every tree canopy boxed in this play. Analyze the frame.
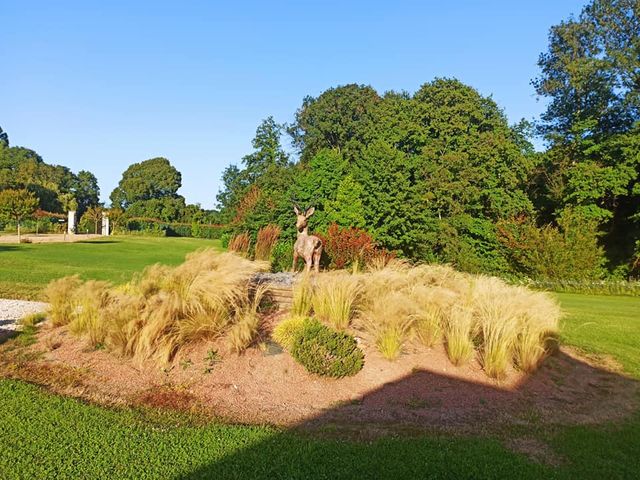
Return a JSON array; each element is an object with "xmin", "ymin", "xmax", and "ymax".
[{"xmin": 110, "ymin": 157, "xmax": 182, "ymax": 208}]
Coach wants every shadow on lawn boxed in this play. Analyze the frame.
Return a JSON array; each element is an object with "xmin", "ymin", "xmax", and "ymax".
[{"xmin": 176, "ymin": 350, "xmax": 640, "ymax": 479}]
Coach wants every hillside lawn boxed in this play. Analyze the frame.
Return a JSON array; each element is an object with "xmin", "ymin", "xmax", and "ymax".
[
  {"xmin": 0, "ymin": 236, "xmax": 638, "ymax": 478},
  {"xmin": 0, "ymin": 236, "xmax": 222, "ymax": 300}
]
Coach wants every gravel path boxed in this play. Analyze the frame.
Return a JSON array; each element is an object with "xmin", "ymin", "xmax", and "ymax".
[{"xmin": 0, "ymin": 298, "xmax": 48, "ymax": 332}]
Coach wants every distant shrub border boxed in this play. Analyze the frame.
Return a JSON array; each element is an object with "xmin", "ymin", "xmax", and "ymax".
[{"xmin": 289, "ymin": 318, "xmax": 364, "ymax": 378}]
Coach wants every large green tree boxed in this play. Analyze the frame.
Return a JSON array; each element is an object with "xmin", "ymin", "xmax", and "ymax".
[
  {"xmin": 110, "ymin": 157, "xmax": 182, "ymax": 208},
  {"xmin": 533, "ymin": 0, "xmax": 640, "ymax": 270},
  {"xmin": 217, "ymin": 118, "xmax": 293, "ymax": 232}
]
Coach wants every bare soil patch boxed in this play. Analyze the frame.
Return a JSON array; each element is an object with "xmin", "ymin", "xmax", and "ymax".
[{"xmin": 1, "ymin": 314, "xmax": 638, "ymax": 440}]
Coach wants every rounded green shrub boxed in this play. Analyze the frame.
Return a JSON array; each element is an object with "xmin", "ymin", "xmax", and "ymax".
[
  {"xmin": 290, "ymin": 319, "xmax": 364, "ymax": 378},
  {"xmin": 270, "ymin": 240, "xmax": 293, "ymax": 272}
]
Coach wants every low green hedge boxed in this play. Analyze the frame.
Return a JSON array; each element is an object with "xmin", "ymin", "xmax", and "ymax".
[{"xmin": 289, "ymin": 319, "xmax": 364, "ymax": 378}]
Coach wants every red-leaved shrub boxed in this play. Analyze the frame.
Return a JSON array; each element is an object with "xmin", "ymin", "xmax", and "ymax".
[
  {"xmin": 228, "ymin": 232, "xmax": 252, "ymax": 257},
  {"xmin": 255, "ymin": 224, "xmax": 281, "ymax": 261},
  {"xmin": 320, "ymin": 223, "xmax": 381, "ymax": 269}
]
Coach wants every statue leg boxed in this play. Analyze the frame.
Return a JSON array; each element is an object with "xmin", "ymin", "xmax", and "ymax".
[
  {"xmin": 313, "ymin": 247, "xmax": 322, "ymax": 273},
  {"xmin": 292, "ymin": 252, "xmax": 298, "ymax": 272}
]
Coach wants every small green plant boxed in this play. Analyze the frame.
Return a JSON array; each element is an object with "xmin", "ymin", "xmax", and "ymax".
[
  {"xmin": 290, "ymin": 319, "xmax": 364, "ymax": 378},
  {"xmin": 180, "ymin": 359, "xmax": 193, "ymax": 370},
  {"xmin": 18, "ymin": 312, "xmax": 47, "ymax": 327},
  {"xmin": 272, "ymin": 316, "xmax": 308, "ymax": 350},
  {"xmin": 270, "ymin": 240, "xmax": 293, "ymax": 273}
]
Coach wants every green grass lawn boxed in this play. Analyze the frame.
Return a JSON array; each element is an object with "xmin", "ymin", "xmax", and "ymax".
[
  {"xmin": 0, "ymin": 238, "xmax": 638, "ymax": 478},
  {"xmin": 0, "ymin": 236, "xmax": 221, "ymax": 300},
  {"xmin": 558, "ymin": 293, "xmax": 640, "ymax": 378}
]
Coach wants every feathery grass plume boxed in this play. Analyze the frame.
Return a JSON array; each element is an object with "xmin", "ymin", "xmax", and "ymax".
[
  {"xmin": 312, "ymin": 272, "xmax": 361, "ymax": 330},
  {"xmin": 228, "ymin": 232, "xmax": 252, "ymax": 257},
  {"xmin": 18, "ymin": 312, "xmax": 47, "ymax": 327},
  {"xmin": 513, "ymin": 289, "xmax": 561, "ymax": 372},
  {"xmin": 407, "ymin": 285, "xmax": 456, "ymax": 347},
  {"xmin": 255, "ymin": 224, "xmax": 281, "ymax": 261},
  {"xmin": 227, "ymin": 284, "xmax": 267, "ymax": 353},
  {"xmin": 272, "ymin": 316, "xmax": 308, "ymax": 351},
  {"xmin": 444, "ymin": 304, "xmax": 475, "ymax": 366},
  {"xmin": 128, "ymin": 264, "xmax": 172, "ymax": 297},
  {"xmin": 103, "ymin": 293, "xmax": 145, "ymax": 356},
  {"xmin": 471, "ymin": 276, "xmax": 520, "ymax": 379},
  {"xmin": 292, "ymin": 273, "xmax": 314, "ymax": 317},
  {"xmin": 44, "ymin": 275, "xmax": 83, "ymax": 326},
  {"xmin": 128, "ymin": 250, "xmax": 267, "ymax": 363},
  {"xmin": 68, "ymin": 280, "xmax": 113, "ymax": 347},
  {"xmin": 42, "ymin": 249, "xmax": 269, "ymax": 365},
  {"xmin": 361, "ymin": 291, "xmax": 414, "ymax": 360}
]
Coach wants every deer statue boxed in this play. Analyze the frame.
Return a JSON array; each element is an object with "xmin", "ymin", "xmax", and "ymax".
[{"xmin": 292, "ymin": 203, "xmax": 323, "ymax": 273}]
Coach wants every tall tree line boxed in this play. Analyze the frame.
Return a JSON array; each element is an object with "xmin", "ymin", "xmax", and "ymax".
[{"xmin": 218, "ymin": 0, "xmax": 639, "ymax": 279}]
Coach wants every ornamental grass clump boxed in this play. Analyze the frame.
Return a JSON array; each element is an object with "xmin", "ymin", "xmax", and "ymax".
[
  {"xmin": 512, "ymin": 290, "xmax": 561, "ymax": 373},
  {"xmin": 361, "ymin": 291, "xmax": 414, "ymax": 360},
  {"xmin": 443, "ymin": 304, "xmax": 475, "ymax": 366},
  {"xmin": 311, "ymin": 272, "xmax": 361, "ymax": 331},
  {"xmin": 291, "ymin": 273, "xmax": 314, "ymax": 317},
  {"xmin": 228, "ymin": 232, "xmax": 252, "ymax": 257},
  {"xmin": 67, "ymin": 280, "xmax": 113, "ymax": 348},
  {"xmin": 355, "ymin": 262, "xmax": 561, "ymax": 376},
  {"xmin": 254, "ymin": 224, "xmax": 281, "ymax": 261},
  {"xmin": 272, "ymin": 316, "xmax": 309, "ymax": 351},
  {"xmin": 44, "ymin": 275, "xmax": 82, "ymax": 326},
  {"xmin": 43, "ymin": 250, "xmax": 269, "ymax": 365}
]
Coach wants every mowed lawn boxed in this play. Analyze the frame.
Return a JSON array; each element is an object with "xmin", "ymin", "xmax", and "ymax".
[
  {"xmin": 0, "ymin": 237, "xmax": 639, "ymax": 479},
  {"xmin": 0, "ymin": 236, "xmax": 222, "ymax": 300}
]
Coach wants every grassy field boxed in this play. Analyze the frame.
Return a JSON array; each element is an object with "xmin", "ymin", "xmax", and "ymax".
[
  {"xmin": 0, "ymin": 237, "xmax": 639, "ymax": 478},
  {"xmin": 0, "ymin": 236, "xmax": 221, "ymax": 300}
]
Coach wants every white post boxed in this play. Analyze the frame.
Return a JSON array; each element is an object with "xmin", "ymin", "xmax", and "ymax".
[
  {"xmin": 68, "ymin": 211, "xmax": 76, "ymax": 235},
  {"xmin": 102, "ymin": 212, "xmax": 110, "ymax": 236}
]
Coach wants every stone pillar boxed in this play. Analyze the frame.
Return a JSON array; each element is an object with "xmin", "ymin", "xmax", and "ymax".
[
  {"xmin": 101, "ymin": 212, "xmax": 110, "ymax": 236},
  {"xmin": 67, "ymin": 210, "xmax": 76, "ymax": 235}
]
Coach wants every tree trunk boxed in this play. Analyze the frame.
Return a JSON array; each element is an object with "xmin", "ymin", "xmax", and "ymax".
[
  {"xmin": 95, "ymin": 220, "xmax": 98, "ymax": 235},
  {"xmin": 17, "ymin": 221, "xmax": 21, "ymax": 243}
]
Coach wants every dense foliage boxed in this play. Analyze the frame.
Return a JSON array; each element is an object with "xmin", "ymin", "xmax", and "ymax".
[
  {"xmin": 289, "ymin": 318, "xmax": 364, "ymax": 377},
  {"xmin": 216, "ymin": 0, "xmax": 639, "ymax": 280},
  {"xmin": 0, "ymin": 137, "xmax": 99, "ymax": 222}
]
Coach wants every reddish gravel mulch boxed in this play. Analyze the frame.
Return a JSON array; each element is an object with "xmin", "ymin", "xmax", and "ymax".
[{"xmin": 1, "ymin": 313, "xmax": 638, "ymax": 440}]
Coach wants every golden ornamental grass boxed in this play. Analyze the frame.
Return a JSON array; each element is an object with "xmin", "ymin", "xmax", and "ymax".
[{"xmin": 44, "ymin": 249, "xmax": 268, "ymax": 365}]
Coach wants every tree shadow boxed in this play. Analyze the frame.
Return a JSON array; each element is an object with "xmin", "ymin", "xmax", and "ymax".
[
  {"xmin": 76, "ymin": 240, "xmax": 120, "ymax": 244},
  {"xmin": 0, "ymin": 245, "xmax": 20, "ymax": 252},
  {"xmin": 175, "ymin": 350, "xmax": 640, "ymax": 479}
]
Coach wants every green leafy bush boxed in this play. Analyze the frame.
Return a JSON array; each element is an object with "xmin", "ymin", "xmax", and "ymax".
[
  {"xmin": 270, "ymin": 240, "xmax": 293, "ymax": 272},
  {"xmin": 290, "ymin": 319, "xmax": 364, "ymax": 378}
]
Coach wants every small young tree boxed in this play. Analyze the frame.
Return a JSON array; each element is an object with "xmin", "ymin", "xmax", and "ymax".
[
  {"xmin": 107, "ymin": 207, "xmax": 124, "ymax": 234},
  {"xmin": 0, "ymin": 189, "xmax": 39, "ymax": 242},
  {"xmin": 83, "ymin": 206, "xmax": 104, "ymax": 234}
]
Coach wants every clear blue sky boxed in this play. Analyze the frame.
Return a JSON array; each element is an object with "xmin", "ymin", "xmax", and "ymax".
[{"xmin": 2, "ymin": 0, "xmax": 586, "ymax": 209}]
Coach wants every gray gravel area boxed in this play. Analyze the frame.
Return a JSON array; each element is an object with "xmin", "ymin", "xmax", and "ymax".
[
  {"xmin": 251, "ymin": 272, "xmax": 298, "ymax": 287},
  {"xmin": 0, "ymin": 298, "xmax": 48, "ymax": 332}
]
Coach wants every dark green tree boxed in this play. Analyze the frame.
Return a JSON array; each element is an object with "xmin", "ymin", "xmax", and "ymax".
[
  {"xmin": 289, "ymin": 84, "xmax": 380, "ymax": 162},
  {"xmin": 110, "ymin": 158, "xmax": 182, "ymax": 208},
  {"xmin": 533, "ymin": 0, "xmax": 640, "ymax": 272},
  {"xmin": 73, "ymin": 170, "xmax": 100, "ymax": 216}
]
